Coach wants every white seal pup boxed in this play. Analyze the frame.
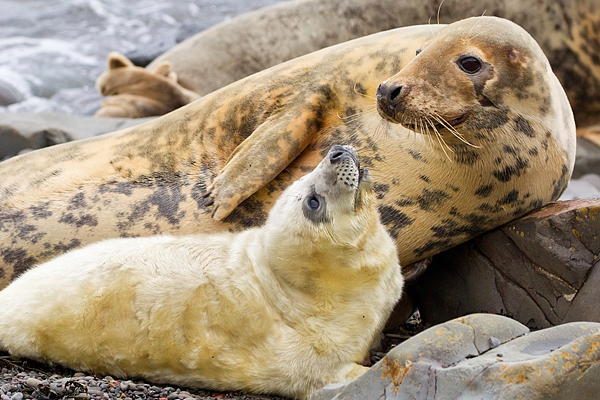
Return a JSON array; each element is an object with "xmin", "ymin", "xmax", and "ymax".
[{"xmin": 0, "ymin": 145, "xmax": 403, "ymax": 400}]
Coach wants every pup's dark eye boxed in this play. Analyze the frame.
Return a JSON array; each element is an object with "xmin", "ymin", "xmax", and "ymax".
[
  {"xmin": 307, "ymin": 196, "xmax": 320, "ymax": 210},
  {"xmin": 458, "ymin": 56, "xmax": 482, "ymax": 74},
  {"xmin": 415, "ymin": 48, "xmax": 422, "ymax": 56},
  {"xmin": 303, "ymin": 191, "xmax": 327, "ymax": 223}
]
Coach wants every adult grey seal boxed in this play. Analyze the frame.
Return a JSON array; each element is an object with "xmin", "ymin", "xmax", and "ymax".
[{"xmin": 0, "ymin": 17, "xmax": 575, "ymax": 314}]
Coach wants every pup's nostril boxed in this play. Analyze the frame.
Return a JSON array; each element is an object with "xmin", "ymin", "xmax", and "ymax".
[{"xmin": 330, "ymin": 151, "xmax": 346, "ymax": 162}]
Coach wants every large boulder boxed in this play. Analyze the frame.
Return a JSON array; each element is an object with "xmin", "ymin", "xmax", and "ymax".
[
  {"xmin": 412, "ymin": 199, "xmax": 600, "ymax": 329},
  {"xmin": 313, "ymin": 314, "xmax": 600, "ymax": 400}
]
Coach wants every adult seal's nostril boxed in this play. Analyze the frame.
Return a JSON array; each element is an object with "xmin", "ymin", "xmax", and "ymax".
[
  {"xmin": 389, "ymin": 85, "xmax": 402, "ymax": 103},
  {"xmin": 379, "ymin": 83, "xmax": 402, "ymax": 104},
  {"xmin": 376, "ymin": 83, "xmax": 403, "ymax": 118},
  {"xmin": 376, "ymin": 83, "xmax": 385, "ymax": 102}
]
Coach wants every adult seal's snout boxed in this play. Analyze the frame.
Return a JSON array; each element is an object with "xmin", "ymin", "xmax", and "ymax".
[{"xmin": 376, "ymin": 82, "xmax": 404, "ymax": 120}]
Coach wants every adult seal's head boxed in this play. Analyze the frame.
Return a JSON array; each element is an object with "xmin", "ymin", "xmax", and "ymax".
[{"xmin": 376, "ymin": 16, "xmax": 575, "ymax": 171}]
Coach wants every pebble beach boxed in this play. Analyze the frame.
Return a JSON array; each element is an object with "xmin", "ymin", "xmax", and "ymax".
[{"xmin": 0, "ymin": 317, "xmax": 424, "ymax": 400}]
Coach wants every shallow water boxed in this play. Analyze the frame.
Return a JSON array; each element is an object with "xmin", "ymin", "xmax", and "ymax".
[{"xmin": 0, "ymin": 0, "xmax": 286, "ymax": 115}]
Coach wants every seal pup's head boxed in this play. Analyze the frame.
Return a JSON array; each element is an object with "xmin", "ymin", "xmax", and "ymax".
[
  {"xmin": 375, "ymin": 16, "xmax": 575, "ymax": 169},
  {"xmin": 263, "ymin": 145, "xmax": 396, "ymax": 290},
  {"xmin": 265, "ymin": 144, "xmax": 376, "ymax": 246}
]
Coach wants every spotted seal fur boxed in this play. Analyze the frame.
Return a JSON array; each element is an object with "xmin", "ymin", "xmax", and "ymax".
[
  {"xmin": 0, "ymin": 145, "xmax": 403, "ymax": 400},
  {"xmin": 0, "ymin": 17, "xmax": 575, "ymax": 295}
]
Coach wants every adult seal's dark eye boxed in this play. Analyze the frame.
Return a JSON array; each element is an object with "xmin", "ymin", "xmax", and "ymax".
[{"xmin": 458, "ymin": 56, "xmax": 482, "ymax": 74}]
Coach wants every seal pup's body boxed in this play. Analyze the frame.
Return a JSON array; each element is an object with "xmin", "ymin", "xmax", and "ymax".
[{"xmin": 0, "ymin": 146, "xmax": 403, "ymax": 400}]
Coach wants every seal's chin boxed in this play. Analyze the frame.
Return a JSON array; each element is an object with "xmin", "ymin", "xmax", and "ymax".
[
  {"xmin": 401, "ymin": 113, "xmax": 468, "ymax": 133},
  {"xmin": 435, "ymin": 114, "xmax": 468, "ymax": 129}
]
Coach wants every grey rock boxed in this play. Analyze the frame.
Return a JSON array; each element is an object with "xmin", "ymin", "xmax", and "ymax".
[
  {"xmin": 24, "ymin": 377, "xmax": 42, "ymax": 388},
  {"xmin": 312, "ymin": 314, "xmax": 600, "ymax": 400},
  {"xmin": 561, "ymin": 177, "xmax": 600, "ymax": 200},
  {"xmin": 0, "ymin": 112, "xmax": 154, "ymax": 160},
  {"xmin": 581, "ymin": 173, "xmax": 600, "ymax": 190},
  {"xmin": 412, "ymin": 199, "xmax": 600, "ymax": 329},
  {"xmin": 0, "ymin": 79, "xmax": 25, "ymax": 107},
  {"xmin": 49, "ymin": 379, "xmax": 68, "ymax": 395},
  {"xmin": 573, "ymin": 137, "xmax": 600, "ymax": 179},
  {"xmin": 488, "ymin": 336, "xmax": 501, "ymax": 349}
]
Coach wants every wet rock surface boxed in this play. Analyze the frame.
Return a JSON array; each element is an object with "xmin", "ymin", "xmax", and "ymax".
[
  {"xmin": 0, "ymin": 113, "xmax": 153, "ymax": 160},
  {"xmin": 574, "ymin": 128, "xmax": 600, "ymax": 181},
  {"xmin": 412, "ymin": 199, "xmax": 600, "ymax": 329},
  {"xmin": 312, "ymin": 314, "xmax": 600, "ymax": 400}
]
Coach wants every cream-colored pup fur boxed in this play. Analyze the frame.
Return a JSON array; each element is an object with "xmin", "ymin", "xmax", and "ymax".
[{"xmin": 0, "ymin": 145, "xmax": 403, "ymax": 400}]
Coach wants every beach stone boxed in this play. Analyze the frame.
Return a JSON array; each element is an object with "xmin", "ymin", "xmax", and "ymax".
[
  {"xmin": 0, "ymin": 78, "xmax": 26, "ymax": 107},
  {"xmin": 312, "ymin": 314, "xmax": 600, "ymax": 400},
  {"xmin": 412, "ymin": 199, "xmax": 600, "ymax": 329},
  {"xmin": 561, "ymin": 175, "xmax": 600, "ymax": 200},
  {"xmin": 573, "ymin": 129, "xmax": 600, "ymax": 178},
  {"xmin": 0, "ymin": 112, "xmax": 153, "ymax": 160},
  {"xmin": 581, "ymin": 173, "xmax": 600, "ymax": 191},
  {"xmin": 24, "ymin": 377, "xmax": 42, "ymax": 389}
]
